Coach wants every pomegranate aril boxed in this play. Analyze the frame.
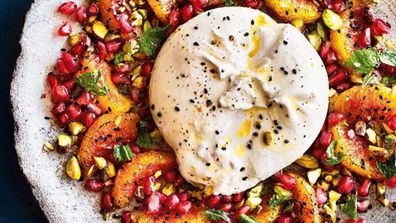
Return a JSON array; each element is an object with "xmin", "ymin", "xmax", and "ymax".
[
  {"xmin": 181, "ymin": 5, "xmax": 194, "ymax": 23},
  {"xmin": 53, "ymin": 102, "xmax": 66, "ymax": 115},
  {"xmin": 164, "ymin": 171, "xmax": 177, "ymax": 183},
  {"xmin": 86, "ymin": 103, "xmax": 102, "ymax": 115},
  {"xmin": 325, "ymin": 50, "xmax": 337, "ymax": 65},
  {"xmin": 177, "ymin": 192, "xmax": 190, "ymax": 202},
  {"xmin": 147, "ymin": 192, "xmax": 161, "ymax": 214},
  {"xmin": 52, "ymin": 84, "xmax": 70, "ymax": 102},
  {"xmin": 84, "ymin": 179, "xmax": 105, "ymax": 192},
  {"xmin": 323, "ymin": 0, "xmax": 345, "ymax": 12},
  {"xmin": 106, "ymin": 40, "xmax": 122, "ymax": 53},
  {"xmin": 357, "ymin": 199, "xmax": 370, "ymax": 212},
  {"xmin": 232, "ymin": 192, "xmax": 243, "ymax": 203},
  {"xmin": 319, "ymin": 131, "xmax": 333, "ymax": 148},
  {"xmin": 358, "ymin": 179, "xmax": 371, "ymax": 196},
  {"xmin": 206, "ymin": 195, "xmax": 220, "ymax": 208},
  {"xmin": 82, "ymin": 112, "xmax": 96, "ymax": 127},
  {"xmin": 371, "ymin": 19, "xmax": 391, "ymax": 36},
  {"xmin": 338, "ymin": 176, "xmax": 355, "ymax": 194},
  {"xmin": 165, "ymin": 194, "xmax": 180, "ymax": 210},
  {"xmin": 121, "ymin": 211, "xmax": 131, "ymax": 223},
  {"xmin": 76, "ymin": 7, "xmax": 87, "ymax": 24},
  {"xmin": 222, "ymin": 195, "xmax": 232, "ymax": 203},
  {"xmin": 347, "ymin": 217, "xmax": 364, "ymax": 223},
  {"xmin": 58, "ymin": 113, "xmax": 70, "ymax": 126},
  {"xmin": 57, "ymin": 59, "xmax": 70, "ymax": 75},
  {"xmin": 112, "ymin": 73, "xmax": 129, "ymax": 85},
  {"xmin": 277, "ymin": 216, "xmax": 292, "ymax": 223},
  {"xmin": 61, "ymin": 52, "xmax": 80, "ymax": 73},
  {"xmin": 58, "ymin": 1, "xmax": 77, "ymax": 16},
  {"xmin": 97, "ymin": 41, "xmax": 107, "ymax": 60},
  {"xmin": 169, "ymin": 9, "xmax": 181, "ymax": 28},
  {"xmin": 66, "ymin": 103, "xmax": 82, "ymax": 121},
  {"xmin": 142, "ymin": 63, "xmax": 152, "ymax": 76},
  {"xmin": 316, "ymin": 188, "xmax": 328, "ymax": 204},
  {"xmin": 278, "ymin": 173, "xmax": 296, "ymax": 190},
  {"xmin": 47, "ymin": 74, "xmax": 58, "ymax": 88},
  {"xmin": 357, "ymin": 28, "xmax": 371, "ymax": 48},
  {"xmin": 72, "ymin": 43, "xmax": 85, "ymax": 57},
  {"xmin": 327, "ymin": 112, "xmax": 344, "ymax": 128},
  {"xmin": 235, "ymin": 205, "xmax": 250, "ymax": 220},
  {"xmin": 335, "ymin": 81, "xmax": 350, "ymax": 93},
  {"xmin": 245, "ymin": 0, "xmax": 259, "ymax": 9},
  {"xmin": 101, "ymin": 191, "xmax": 114, "ymax": 211},
  {"xmin": 130, "ymin": 144, "xmax": 140, "ymax": 154},
  {"xmin": 156, "ymin": 191, "xmax": 167, "ymax": 203},
  {"xmin": 379, "ymin": 63, "xmax": 396, "ymax": 75},
  {"xmin": 385, "ymin": 175, "xmax": 396, "ymax": 187},
  {"xmin": 329, "ymin": 68, "xmax": 348, "ymax": 87},
  {"xmin": 116, "ymin": 63, "xmax": 130, "ymax": 74},
  {"xmin": 119, "ymin": 13, "xmax": 134, "ymax": 33},
  {"xmin": 87, "ymin": 3, "xmax": 99, "ymax": 16},
  {"xmin": 387, "ymin": 115, "xmax": 396, "ymax": 131},
  {"xmin": 326, "ymin": 64, "xmax": 338, "ymax": 75},
  {"xmin": 58, "ymin": 22, "xmax": 72, "ymax": 36},
  {"xmin": 189, "ymin": 0, "xmax": 207, "ymax": 13},
  {"xmin": 143, "ymin": 176, "xmax": 156, "ymax": 196},
  {"xmin": 177, "ymin": 201, "xmax": 192, "ymax": 215},
  {"xmin": 219, "ymin": 203, "xmax": 232, "ymax": 212},
  {"xmin": 76, "ymin": 91, "xmax": 93, "ymax": 105},
  {"xmin": 320, "ymin": 41, "xmax": 332, "ymax": 59}
]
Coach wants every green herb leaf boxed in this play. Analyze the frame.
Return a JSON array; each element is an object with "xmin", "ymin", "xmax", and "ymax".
[
  {"xmin": 136, "ymin": 121, "xmax": 156, "ymax": 148},
  {"xmin": 139, "ymin": 25, "xmax": 171, "ymax": 57},
  {"xmin": 345, "ymin": 48, "xmax": 380, "ymax": 74},
  {"xmin": 376, "ymin": 151, "xmax": 396, "ymax": 179},
  {"xmin": 317, "ymin": 22, "xmax": 327, "ymax": 40},
  {"xmin": 225, "ymin": 0, "xmax": 233, "ymax": 6},
  {"xmin": 323, "ymin": 140, "xmax": 344, "ymax": 165},
  {"xmin": 113, "ymin": 144, "xmax": 135, "ymax": 162},
  {"xmin": 340, "ymin": 194, "xmax": 358, "ymax": 220},
  {"xmin": 239, "ymin": 214, "xmax": 258, "ymax": 223},
  {"xmin": 380, "ymin": 49, "xmax": 396, "ymax": 66},
  {"xmin": 75, "ymin": 71, "xmax": 109, "ymax": 96},
  {"xmin": 362, "ymin": 74, "xmax": 380, "ymax": 87},
  {"xmin": 384, "ymin": 134, "xmax": 396, "ymax": 150},
  {"xmin": 380, "ymin": 75, "xmax": 396, "ymax": 85},
  {"xmin": 204, "ymin": 209, "xmax": 231, "ymax": 222},
  {"xmin": 114, "ymin": 53, "xmax": 123, "ymax": 66},
  {"xmin": 268, "ymin": 194, "xmax": 291, "ymax": 208}
]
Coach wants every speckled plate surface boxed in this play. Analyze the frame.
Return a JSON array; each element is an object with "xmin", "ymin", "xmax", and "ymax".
[{"xmin": 10, "ymin": 0, "xmax": 396, "ymax": 222}]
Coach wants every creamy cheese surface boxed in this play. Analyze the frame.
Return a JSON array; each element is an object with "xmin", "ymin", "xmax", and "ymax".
[{"xmin": 149, "ymin": 7, "xmax": 329, "ymax": 195}]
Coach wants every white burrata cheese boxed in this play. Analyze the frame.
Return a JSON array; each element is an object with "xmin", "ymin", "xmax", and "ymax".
[{"xmin": 149, "ymin": 7, "xmax": 328, "ymax": 195}]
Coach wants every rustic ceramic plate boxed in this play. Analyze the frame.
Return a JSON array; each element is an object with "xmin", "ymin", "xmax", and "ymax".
[{"xmin": 10, "ymin": 0, "xmax": 396, "ymax": 222}]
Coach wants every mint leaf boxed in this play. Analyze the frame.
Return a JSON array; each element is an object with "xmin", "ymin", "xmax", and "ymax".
[
  {"xmin": 340, "ymin": 194, "xmax": 358, "ymax": 220},
  {"xmin": 114, "ymin": 53, "xmax": 123, "ymax": 66},
  {"xmin": 136, "ymin": 121, "xmax": 156, "ymax": 148},
  {"xmin": 75, "ymin": 71, "xmax": 109, "ymax": 96},
  {"xmin": 268, "ymin": 194, "xmax": 291, "ymax": 208},
  {"xmin": 323, "ymin": 141, "xmax": 344, "ymax": 165},
  {"xmin": 376, "ymin": 151, "xmax": 396, "ymax": 179},
  {"xmin": 139, "ymin": 25, "xmax": 171, "ymax": 57},
  {"xmin": 381, "ymin": 75, "xmax": 396, "ymax": 85},
  {"xmin": 380, "ymin": 49, "xmax": 396, "ymax": 66},
  {"xmin": 204, "ymin": 209, "xmax": 231, "ymax": 222},
  {"xmin": 346, "ymin": 48, "xmax": 380, "ymax": 74},
  {"xmin": 225, "ymin": 0, "xmax": 233, "ymax": 6},
  {"xmin": 113, "ymin": 144, "xmax": 135, "ymax": 162},
  {"xmin": 239, "ymin": 214, "xmax": 258, "ymax": 223}
]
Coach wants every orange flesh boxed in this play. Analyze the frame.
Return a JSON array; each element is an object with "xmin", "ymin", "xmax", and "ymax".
[{"xmin": 264, "ymin": 0, "xmax": 321, "ymax": 24}]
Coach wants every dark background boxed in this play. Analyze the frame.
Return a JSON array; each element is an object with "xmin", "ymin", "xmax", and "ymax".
[{"xmin": 0, "ymin": 0, "xmax": 48, "ymax": 222}]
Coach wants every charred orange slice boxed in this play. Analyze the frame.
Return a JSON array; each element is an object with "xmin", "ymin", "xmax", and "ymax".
[
  {"xmin": 147, "ymin": 0, "xmax": 176, "ymax": 24},
  {"xmin": 113, "ymin": 150, "xmax": 177, "ymax": 207},
  {"xmin": 99, "ymin": 0, "xmax": 121, "ymax": 32},
  {"xmin": 77, "ymin": 112, "xmax": 139, "ymax": 176},
  {"xmin": 264, "ymin": 0, "xmax": 321, "ymax": 24},
  {"xmin": 77, "ymin": 52, "xmax": 133, "ymax": 113},
  {"xmin": 253, "ymin": 199, "xmax": 281, "ymax": 222},
  {"xmin": 130, "ymin": 205, "xmax": 210, "ymax": 223}
]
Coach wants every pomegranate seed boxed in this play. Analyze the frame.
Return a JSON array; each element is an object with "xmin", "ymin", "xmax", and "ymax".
[
  {"xmin": 101, "ymin": 191, "xmax": 114, "ymax": 211},
  {"xmin": 106, "ymin": 40, "xmax": 122, "ymax": 53},
  {"xmin": 178, "ymin": 192, "xmax": 190, "ymax": 202},
  {"xmin": 116, "ymin": 64, "xmax": 130, "ymax": 74},
  {"xmin": 130, "ymin": 144, "xmax": 141, "ymax": 154},
  {"xmin": 52, "ymin": 84, "xmax": 70, "ymax": 102},
  {"xmin": 143, "ymin": 176, "xmax": 156, "ymax": 196},
  {"xmin": 47, "ymin": 74, "xmax": 58, "ymax": 88},
  {"xmin": 121, "ymin": 211, "xmax": 131, "ymax": 223},
  {"xmin": 371, "ymin": 19, "xmax": 391, "ymax": 36},
  {"xmin": 319, "ymin": 131, "xmax": 333, "ymax": 148},
  {"xmin": 326, "ymin": 64, "xmax": 339, "ymax": 75},
  {"xmin": 111, "ymin": 73, "xmax": 129, "ymax": 85},
  {"xmin": 329, "ymin": 68, "xmax": 348, "ymax": 87},
  {"xmin": 86, "ymin": 103, "xmax": 102, "ymax": 115},
  {"xmin": 347, "ymin": 217, "xmax": 364, "ymax": 223},
  {"xmin": 175, "ymin": 175, "xmax": 186, "ymax": 187},
  {"xmin": 169, "ymin": 9, "xmax": 181, "ymax": 28},
  {"xmin": 82, "ymin": 112, "xmax": 96, "ymax": 127},
  {"xmin": 358, "ymin": 179, "xmax": 371, "ymax": 196},
  {"xmin": 58, "ymin": 1, "xmax": 77, "ymax": 16},
  {"xmin": 338, "ymin": 176, "xmax": 355, "ymax": 194},
  {"xmin": 335, "ymin": 82, "xmax": 350, "ymax": 93},
  {"xmin": 385, "ymin": 176, "xmax": 396, "ymax": 187},
  {"xmin": 66, "ymin": 103, "xmax": 82, "ymax": 121},
  {"xmin": 72, "ymin": 43, "xmax": 85, "ymax": 57},
  {"xmin": 64, "ymin": 79, "xmax": 75, "ymax": 90},
  {"xmin": 387, "ymin": 115, "xmax": 396, "ymax": 131},
  {"xmin": 147, "ymin": 192, "xmax": 161, "ymax": 214},
  {"xmin": 357, "ymin": 199, "xmax": 370, "ymax": 212},
  {"xmin": 222, "ymin": 195, "xmax": 232, "ymax": 203},
  {"xmin": 84, "ymin": 179, "xmax": 105, "ymax": 192},
  {"xmin": 181, "ymin": 5, "xmax": 194, "ymax": 23},
  {"xmin": 119, "ymin": 13, "xmax": 134, "ymax": 33},
  {"xmin": 97, "ymin": 41, "xmax": 107, "ymax": 60},
  {"xmin": 56, "ymin": 59, "xmax": 70, "ymax": 75},
  {"xmin": 176, "ymin": 201, "xmax": 192, "ymax": 215},
  {"xmin": 277, "ymin": 216, "xmax": 292, "ymax": 223},
  {"xmin": 323, "ymin": 0, "xmax": 345, "ymax": 12},
  {"xmin": 379, "ymin": 63, "xmax": 396, "ymax": 75},
  {"xmin": 219, "ymin": 203, "xmax": 232, "ymax": 212},
  {"xmin": 142, "ymin": 63, "xmax": 153, "ymax": 76},
  {"xmin": 166, "ymin": 194, "xmax": 180, "ymax": 210},
  {"xmin": 189, "ymin": 0, "xmax": 207, "ymax": 13},
  {"xmin": 232, "ymin": 192, "xmax": 243, "ymax": 203},
  {"xmin": 76, "ymin": 92, "xmax": 93, "ymax": 105},
  {"xmin": 327, "ymin": 113, "xmax": 344, "ymax": 128},
  {"xmin": 325, "ymin": 50, "xmax": 337, "ymax": 65},
  {"xmin": 53, "ymin": 102, "xmax": 66, "ymax": 115},
  {"xmin": 245, "ymin": 0, "xmax": 259, "ymax": 8},
  {"xmin": 316, "ymin": 188, "xmax": 328, "ymax": 204},
  {"xmin": 320, "ymin": 41, "xmax": 332, "ymax": 59},
  {"xmin": 278, "ymin": 173, "xmax": 296, "ymax": 190},
  {"xmin": 206, "ymin": 195, "xmax": 220, "ymax": 208},
  {"xmin": 87, "ymin": 3, "xmax": 99, "ymax": 16},
  {"xmin": 156, "ymin": 191, "xmax": 167, "ymax": 203},
  {"xmin": 164, "ymin": 171, "xmax": 177, "ymax": 183},
  {"xmin": 357, "ymin": 28, "xmax": 371, "ymax": 48},
  {"xmin": 235, "ymin": 205, "xmax": 250, "ymax": 220},
  {"xmin": 58, "ymin": 22, "xmax": 72, "ymax": 36},
  {"xmin": 58, "ymin": 113, "xmax": 70, "ymax": 126},
  {"xmin": 76, "ymin": 7, "xmax": 87, "ymax": 24},
  {"xmin": 61, "ymin": 52, "xmax": 80, "ymax": 73}
]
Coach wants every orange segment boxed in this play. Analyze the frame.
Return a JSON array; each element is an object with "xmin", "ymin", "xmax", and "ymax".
[{"xmin": 264, "ymin": 0, "xmax": 321, "ymax": 24}]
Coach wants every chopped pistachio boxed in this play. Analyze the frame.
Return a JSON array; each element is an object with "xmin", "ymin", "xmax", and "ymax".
[
  {"xmin": 324, "ymin": 175, "xmax": 333, "ymax": 182},
  {"xmin": 68, "ymin": 34, "xmax": 80, "ymax": 46},
  {"xmin": 162, "ymin": 184, "xmax": 175, "ymax": 196},
  {"xmin": 88, "ymin": 15, "xmax": 97, "ymax": 23},
  {"xmin": 94, "ymin": 157, "xmax": 107, "ymax": 170},
  {"xmin": 384, "ymin": 134, "xmax": 396, "ymax": 150},
  {"xmin": 355, "ymin": 121, "xmax": 367, "ymax": 136},
  {"xmin": 368, "ymin": 145, "xmax": 385, "ymax": 153},
  {"xmin": 307, "ymin": 31, "xmax": 322, "ymax": 51},
  {"xmin": 58, "ymin": 133, "xmax": 72, "ymax": 147},
  {"xmin": 324, "ymin": 204, "xmax": 337, "ymax": 223},
  {"xmin": 131, "ymin": 11, "xmax": 143, "ymax": 26},
  {"xmin": 150, "ymin": 129, "xmax": 162, "ymax": 142},
  {"xmin": 204, "ymin": 186, "xmax": 213, "ymax": 196},
  {"xmin": 332, "ymin": 175, "xmax": 342, "ymax": 187},
  {"xmin": 322, "ymin": 9, "xmax": 343, "ymax": 30},
  {"xmin": 66, "ymin": 156, "xmax": 81, "ymax": 180},
  {"xmin": 296, "ymin": 154, "xmax": 319, "ymax": 169},
  {"xmin": 307, "ymin": 168, "xmax": 321, "ymax": 185},
  {"xmin": 378, "ymin": 196, "xmax": 390, "ymax": 207},
  {"xmin": 103, "ymin": 162, "xmax": 116, "ymax": 180},
  {"xmin": 143, "ymin": 20, "xmax": 152, "ymax": 31},
  {"xmin": 291, "ymin": 19, "xmax": 304, "ymax": 30},
  {"xmin": 123, "ymin": 39, "xmax": 139, "ymax": 55},
  {"xmin": 366, "ymin": 128, "xmax": 377, "ymax": 144},
  {"xmin": 329, "ymin": 88, "xmax": 337, "ymax": 97},
  {"xmin": 69, "ymin": 122, "xmax": 85, "ymax": 135},
  {"xmin": 322, "ymin": 170, "xmax": 339, "ymax": 176},
  {"xmin": 154, "ymin": 182, "xmax": 161, "ymax": 190},
  {"xmin": 317, "ymin": 181, "xmax": 329, "ymax": 191},
  {"xmin": 43, "ymin": 142, "xmax": 55, "ymax": 151},
  {"xmin": 245, "ymin": 197, "xmax": 262, "ymax": 210},
  {"xmin": 132, "ymin": 76, "xmax": 144, "ymax": 89},
  {"xmin": 262, "ymin": 131, "xmax": 273, "ymax": 146},
  {"xmin": 274, "ymin": 185, "xmax": 292, "ymax": 198},
  {"xmin": 349, "ymin": 72, "xmax": 363, "ymax": 84},
  {"xmin": 249, "ymin": 182, "xmax": 264, "ymax": 197},
  {"xmin": 137, "ymin": 9, "xmax": 148, "ymax": 19},
  {"xmin": 329, "ymin": 190, "xmax": 342, "ymax": 211},
  {"xmin": 87, "ymin": 165, "xmax": 95, "ymax": 177},
  {"xmin": 104, "ymin": 33, "xmax": 121, "ymax": 42},
  {"xmin": 154, "ymin": 170, "xmax": 162, "ymax": 178},
  {"xmin": 92, "ymin": 20, "xmax": 108, "ymax": 39},
  {"xmin": 377, "ymin": 183, "xmax": 386, "ymax": 195}
]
